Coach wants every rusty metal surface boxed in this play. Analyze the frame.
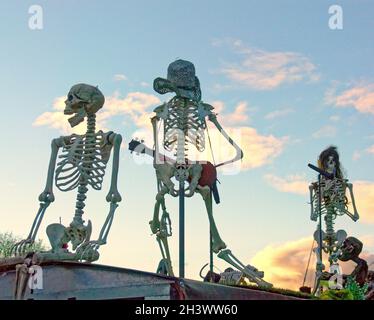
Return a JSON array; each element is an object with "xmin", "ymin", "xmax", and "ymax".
[
  {"xmin": 182, "ymin": 279, "xmax": 305, "ymax": 300},
  {"xmin": 0, "ymin": 261, "xmax": 174, "ymax": 300},
  {"xmin": 0, "ymin": 261, "xmax": 305, "ymax": 300}
]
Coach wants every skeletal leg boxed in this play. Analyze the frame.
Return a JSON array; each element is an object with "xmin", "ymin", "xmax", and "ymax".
[
  {"xmin": 76, "ymin": 202, "xmax": 119, "ymax": 262},
  {"xmin": 217, "ymin": 249, "xmax": 272, "ymax": 288},
  {"xmin": 156, "ymin": 208, "xmax": 174, "ymax": 276},
  {"xmin": 197, "ymin": 185, "xmax": 272, "ymax": 288},
  {"xmin": 14, "ymin": 264, "xmax": 31, "ymax": 300},
  {"xmin": 312, "ymin": 228, "xmax": 326, "ymax": 295},
  {"xmin": 185, "ymin": 164, "xmax": 202, "ymax": 197},
  {"xmin": 150, "ymin": 182, "xmax": 169, "ymax": 233},
  {"xmin": 151, "ymin": 184, "xmax": 174, "ymax": 276},
  {"xmin": 155, "ymin": 164, "xmax": 178, "ymax": 197},
  {"xmin": 196, "ymin": 185, "xmax": 226, "ymax": 253}
]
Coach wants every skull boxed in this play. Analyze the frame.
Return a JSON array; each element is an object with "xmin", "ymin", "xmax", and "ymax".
[
  {"xmin": 64, "ymin": 83, "xmax": 105, "ymax": 127},
  {"xmin": 339, "ymin": 236, "xmax": 363, "ymax": 262},
  {"xmin": 325, "ymin": 155, "xmax": 336, "ymax": 175}
]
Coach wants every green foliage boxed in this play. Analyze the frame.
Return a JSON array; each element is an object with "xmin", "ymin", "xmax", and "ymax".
[
  {"xmin": 319, "ymin": 289, "xmax": 354, "ymax": 300},
  {"xmin": 0, "ymin": 232, "xmax": 46, "ymax": 258},
  {"xmin": 344, "ymin": 276, "xmax": 368, "ymax": 300}
]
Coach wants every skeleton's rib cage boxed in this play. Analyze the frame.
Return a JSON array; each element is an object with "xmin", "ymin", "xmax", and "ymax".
[
  {"xmin": 156, "ymin": 97, "xmax": 213, "ymax": 164},
  {"xmin": 55, "ymin": 131, "xmax": 112, "ymax": 192},
  {"xmin": 311, "ymin": 177, "xmax": 348, "ymax": 216}
]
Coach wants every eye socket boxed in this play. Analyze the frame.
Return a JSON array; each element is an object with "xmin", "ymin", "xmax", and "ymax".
[{"xmin": 68, "ymin": 94, "xmax": 74, "ymax": 101}]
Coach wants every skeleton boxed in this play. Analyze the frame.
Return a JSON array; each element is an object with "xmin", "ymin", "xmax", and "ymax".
[
  {"xmin": 309, "ymin": 146, "xmax": 359, "ymax": 293},
  {"xmin": 11, "ymin": 83, "xmax": 122, "ymax": 262},
  {"xmin": 149, "ymin": 60, "xmax": 271, "ymax": 288}
]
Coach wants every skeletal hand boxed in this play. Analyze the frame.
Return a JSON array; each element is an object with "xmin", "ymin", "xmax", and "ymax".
[
  {"xmin": 11, "ymin": 238, "xmax": 34, "ymax": 256},
  {"xmin": 106, "ymin": 189, "xmax": 122, "ymax": 203},
  {"xmin": 76, "ymin": 240, "xmax": 101, "ymax": 262},
  {"xmin": 38, "ymin": 190, "xmax": 55, "ymax": 203}
]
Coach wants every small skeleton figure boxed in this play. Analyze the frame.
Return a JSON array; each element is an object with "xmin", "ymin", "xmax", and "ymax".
[
  {"xmin": 366, "ymin": 271, "xmax": 374, "ymax": 300},
  {"xmin": 12, "ymin": 84, "xmax": 122, "ymax": 262},
  {"xmin": 149, "ymin": 59, "xmax": 271, "ymax": 288},
  {"xmin": 309, "ymin": 146, "xmax": 359, "ymax": 292},
  {"xmin": 339, "ymin": 236, "xmax": 368, "ymax": 286}
]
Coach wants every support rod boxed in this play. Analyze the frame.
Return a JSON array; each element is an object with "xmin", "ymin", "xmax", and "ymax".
[
  {"xmin": 209, "ymin": 229, "xmax": 213, "ymax": 278},
  {"xmin": 179, "ymin": 180, "xmax": 185, "ymax": 278}
]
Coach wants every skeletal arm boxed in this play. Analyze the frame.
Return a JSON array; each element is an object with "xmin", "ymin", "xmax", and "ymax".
[
  {"xmin": 309, "ymin": 183, "xmax": 318, "ymax": 221},
  {"xmin": 346, "ymin": 182, "xmax": 359, "ymax": 222},
  {"xmin": 106, "ymin": 132, "xmax": 122, "ymax": 203},
  {"xmin": 208, "ymin": 112, "xmax": 243, "ymax": 168},
  {"xmin": 151, "ymin": 115, "xmax": 162, "ymax": 165},
  {"xmin": 11, "ymin": 137, "xmax": 63, "ymax": 254},
  {"xmin": 39, "ymin": 137, "xmax": 64, "ymax": 202}
]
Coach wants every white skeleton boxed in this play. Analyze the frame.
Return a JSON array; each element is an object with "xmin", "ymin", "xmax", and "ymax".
[
  {"xmin": 149, "ymin": 60, "xmax": 271, "ymax": 288},
  {"xmin": 12, "ymin": 84, "xmax": 122, "ymax": 262},
  {"xmin": 309, "ymin": 149, "xmax": 359, "ymax": 293}
]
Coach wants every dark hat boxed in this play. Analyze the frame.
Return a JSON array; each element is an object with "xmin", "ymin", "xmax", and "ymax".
[{"xmin": 153, "ymin": 59, "xmax": 201, "ymax": 101}]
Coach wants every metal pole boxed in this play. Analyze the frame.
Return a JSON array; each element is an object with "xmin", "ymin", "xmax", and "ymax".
[
  {"xmin": 179, "ymin": 180, "xmax": 185, "ymax": 278},
  {"xmin": 209, "ymin": 229, "xmax": 213, "ymax": 276},
  {"xmin": 313, "ymin": 173, "xmax": 323, "ymax": 295},
  {"xmin": 318, "ymin": 174, "xmax": 323, "ymax": 266}
]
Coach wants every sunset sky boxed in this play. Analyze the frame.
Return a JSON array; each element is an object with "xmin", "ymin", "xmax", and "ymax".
[{"xmin": 1, "ymin": 0, "xmax": 373, "ymax": 289}]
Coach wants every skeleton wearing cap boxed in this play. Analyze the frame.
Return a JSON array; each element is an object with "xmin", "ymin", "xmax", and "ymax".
[{"xmin": 148, "ymin": 59, "xmax": 271, "ymax": 288}]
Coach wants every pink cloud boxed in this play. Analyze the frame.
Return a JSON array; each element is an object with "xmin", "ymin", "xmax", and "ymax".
[
  {"xmin": 264, "ymin": 174, "xmax": 309, "ymax": 195},
  {"xmin": 211, "ymin": 100, "xmax": 249, "ymax": 126},
  {"xmin": 33, "ymin": 91, "xmax": 160, "ymax": 134},
  {"xmin": 252, "ymin": 236, "xmax": 374, "ymax": 290},
  {"xmin": 216, "ymin": 39, "xmax": 319, "ymax": 90},
  {"xmin": 352, "ymin": 181, "xmax": 374, "ymax": 224},
  {"xmin": 326, "ymin": 83, "xmax": 374, "ymax": 115}
]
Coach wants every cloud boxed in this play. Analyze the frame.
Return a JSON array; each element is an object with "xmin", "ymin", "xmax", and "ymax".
[
  {"xmin": 211, "ymin": 100, "xmax": 249, "ymax": 125},
  {"xmin": 352, "ymin": 150, "xmax": 361, "ymax": 161},
  {"xmin": 113, "ymin": 74, "xmax": 127, "ymax": 81},
  {"xmin": 230, "ymin": 127, "xmax": 287, "ymax": 171},
  {"xmin": 352, "ymin": 181, "xmax": 374, "ymax": 224},
  {"xmin": 33, "ymin": 96, "xmax": 86, "ymax": 134},
  {"xmin": 33, "ymin": 91, "xmax": 161, "ymax": 135},
  {"xmin": 140, "ymin": 81, "xmax": 150, "ymax": 87},
  {"xmin": 252, "ymin": 236, "xmax": 374, "ymax": 290},
  {"xmin": 312, "ymin": 125, "xmax": 337, "ymax": 138},
  {"xmin": 214, "ymin": 39, "xmax": 319, "ymax": 90},
  {"xmin": 329, "ymin": 115, "xmax": 340, "ymax": 122},
  {"xmin": 366, "ymin": 145, "xmax": 374, "ymax": 155},
  {"xmin": 265, "ymin": 108, "xmax": 294, "ymax": 120},
  {"xmin": 252, "ymin": 237, "xmax": 316, "ymax": 290},
  {"xmin": 325, "ymin": 83, "xmax": 374, "ymax": 115},
  {"xmin": 264, "ymin": 174, "xmax": 309, "ymax": 195},
  {"xmin": 34, "ymin": 92, "xmax": 286, "ymax": 173}
]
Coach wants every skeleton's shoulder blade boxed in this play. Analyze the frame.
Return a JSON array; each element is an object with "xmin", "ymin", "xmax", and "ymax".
[
  {"xmin": 153, "ymin": 103, "xmax": 168, "ymax": 120},
  {"xmin": 198, "ymin": 102, "xmax": 214, "ymax": 120}
]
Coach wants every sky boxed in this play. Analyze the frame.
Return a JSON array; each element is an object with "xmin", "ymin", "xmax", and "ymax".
[{"xmin": 0, "ymin": 0, "xmax": 373, "ymax": 290}]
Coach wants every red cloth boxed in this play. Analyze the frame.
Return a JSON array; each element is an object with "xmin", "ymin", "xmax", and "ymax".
[{"xmin": 188, "ymin": 162, "xmax": 217, "ymax": 187}]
